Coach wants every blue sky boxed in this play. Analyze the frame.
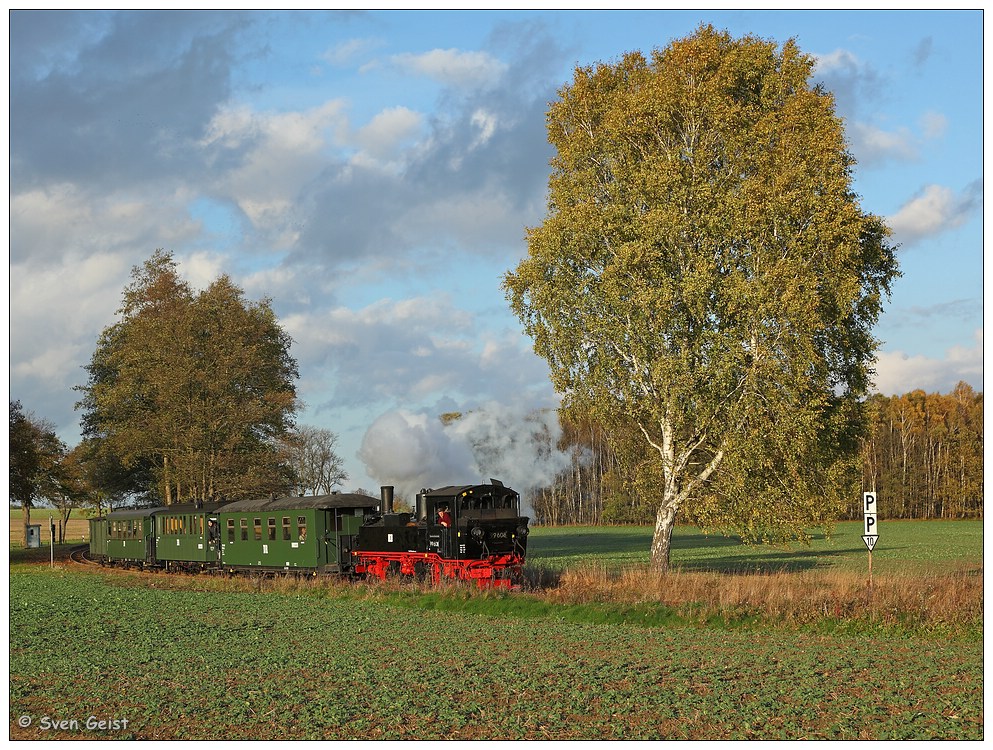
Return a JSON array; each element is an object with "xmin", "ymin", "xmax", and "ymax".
[{"xmin": 8, "ymin": 10, "xmax": 984, "ymax": 497}]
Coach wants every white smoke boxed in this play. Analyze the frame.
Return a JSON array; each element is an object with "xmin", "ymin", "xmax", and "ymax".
[{"xmin": 357, "ymin": 402, "xmax": 575, "ymax": 514}]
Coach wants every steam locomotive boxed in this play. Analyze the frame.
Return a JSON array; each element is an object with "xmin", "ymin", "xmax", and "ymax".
[{"xmin": 87, "ymin": 480, "xmax": 529, "ymax": 588}]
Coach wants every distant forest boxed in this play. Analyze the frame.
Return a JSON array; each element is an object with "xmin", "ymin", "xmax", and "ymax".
[{"xmin": 530, "ymin": 383, "xmax": 983, "ymax": 526}]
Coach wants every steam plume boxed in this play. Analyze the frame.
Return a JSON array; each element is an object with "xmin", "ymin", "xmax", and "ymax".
[{"xmin": 358, "ymin": 402, "xmax": 574, "ymax": 514}]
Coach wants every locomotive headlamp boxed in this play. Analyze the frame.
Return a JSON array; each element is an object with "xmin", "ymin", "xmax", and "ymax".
[
  {"xmin": 470, "ymin": 526, "xmax": 486, "ymax": 542},
  {"xmin": 516, "ymin": 525, "xmax": 529, "ymax": 538}
]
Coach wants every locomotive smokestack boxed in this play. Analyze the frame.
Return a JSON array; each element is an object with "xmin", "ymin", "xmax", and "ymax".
[{"xmin": 380, "ymin": 485, "xmax": 395, "ymax": 514}]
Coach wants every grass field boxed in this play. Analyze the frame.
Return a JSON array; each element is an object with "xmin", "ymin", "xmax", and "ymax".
[
  {"xmin": 8, "ymin": 520, "xmax": 984, "ymax": 740},
  {"xmin": 528, "ymin": 519, "xmax": 984, "ymax": 574}
]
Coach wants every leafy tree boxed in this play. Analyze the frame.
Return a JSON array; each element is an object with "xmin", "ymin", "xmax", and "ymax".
[
  {"xmin": 49, "ymin": 444, "xmax": 94, "ymax": 543},
  {"xmin": 505, "ymin": 26, "xmax": 899, "ymax": 570},
  {"xmin": 9, "ymin": 401, "xmax": 65, "ymax": 543},
  {"xmin": 76, "ymin": 250, "xmax": 299, "ymax": 505},
  {"xmin": 282, "ymin": 425, "xmax": 349, "ymax": 496},
  {"xmin": 10, "ymin": 401, "xmax": 40, "ymax": 537},
  {"xmin": 74, "ymin": 436, "xmax": 154, "ymax": 512}
]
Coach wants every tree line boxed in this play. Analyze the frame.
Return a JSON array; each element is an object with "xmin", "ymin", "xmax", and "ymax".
[
  {"xmin": 860, "ymin": 383, "xmax": 983, "ymax": 520},
  {"xmin": 527, "ymin": 383, "xmax": 983, "ymax": 526}
]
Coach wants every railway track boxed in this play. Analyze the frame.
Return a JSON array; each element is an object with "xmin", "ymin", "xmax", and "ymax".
[{"xmin": 68, "ymin": 544, "xmax": 98, "ymax": 566}]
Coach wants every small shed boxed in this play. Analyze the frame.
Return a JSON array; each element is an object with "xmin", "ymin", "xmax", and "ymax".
[{"xmin": 25, "ymin": 524, "xmax": 42, "ymax": 548}]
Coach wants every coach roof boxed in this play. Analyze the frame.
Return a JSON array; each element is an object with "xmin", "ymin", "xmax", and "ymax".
[{"xmin": 219, "ymin": 493, "xmax": 380, "ymax": 513}]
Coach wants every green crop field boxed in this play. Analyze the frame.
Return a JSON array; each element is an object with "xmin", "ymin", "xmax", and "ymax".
[
  {"xmin": 9, "ymin": 520, "xmax": 983, "ymax": 740},
  {"xmin": 528, "ymin": 519, "xmax": 984, "ymax": 574}
]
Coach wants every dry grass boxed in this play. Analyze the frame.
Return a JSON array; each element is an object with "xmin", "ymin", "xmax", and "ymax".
[
  {"xmin": 22, "ymin": 545, "xmax": 980, "ymax": 632},
  {"xmin": 540, "ymin": 562, "xmax": 983, "ymax": 629}
]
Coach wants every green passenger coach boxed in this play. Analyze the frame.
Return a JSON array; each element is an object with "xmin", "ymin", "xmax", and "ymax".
[
  {"xmin": 103, "ymin": 507, "xmax": 158, "ymax": 565},
  {"xmin": 154, "ymin": 503, "xmax": 227, "ymax": 571},
  {"xmin": 218, "ymin": 494, "xmax": 379, "ymax": 573}
]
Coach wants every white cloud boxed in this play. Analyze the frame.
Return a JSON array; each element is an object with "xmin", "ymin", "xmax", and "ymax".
[
  {"xmin": 279, "ymin": 293, "xmax": 557, "ymax": 426},
  {"xmin": 850, "ymin": 122, "xmax": 918, "ymax": 164},
  {"xmin": 886, "ymin": 182, "xmax": 982, "ymax": 245},
  {"xmin": 200, "ymin": 100, "xmax": 349, "ymax": 236},
  {"xmin": 389, "ymin": 48, "xmax": 508, "ymax": 89},
  {"xmin": 281, "ymin": 296, "xmax": 475, "ymax": 404},
  {"xmin": 10, "ymin": 183, "xmax": 200, "ymax": 265},
  {"xmin": 353, "ymin": 106, "xmax": 424, "ymax": 161},
  {"xmin": 9, "ymin": 250, "xmax": 134, "ymax": 438},
  {"xmin": 177, "ymin": 250, "xmax": 228, "ymax": 291},
  {"xmin": 812, "ymin": 48, "xmax": 862, "ymax": 76},
  {"xmin": 848, "ymin": 113, "xmax": 946, "ymax": 167},
  {"xmin": 872, "ymin": 329, "xmax": 983, "ymax": 395}
]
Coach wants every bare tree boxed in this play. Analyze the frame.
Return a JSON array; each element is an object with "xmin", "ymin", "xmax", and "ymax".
[{"xmin": 283, "ymin": 425, "xmax": 348, "ymax": 496}]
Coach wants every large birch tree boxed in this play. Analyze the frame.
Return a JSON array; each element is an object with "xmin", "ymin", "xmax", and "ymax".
[{"xmin": 505, "ymin": 26, "xmax": 899, "ymax": 570}]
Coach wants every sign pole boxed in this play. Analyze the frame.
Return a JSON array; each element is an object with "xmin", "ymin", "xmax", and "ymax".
[{"xmin": 867, "ymin": 548, "xmax": 873, "ymax": 595}]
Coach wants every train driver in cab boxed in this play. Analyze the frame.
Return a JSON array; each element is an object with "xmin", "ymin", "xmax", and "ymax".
[{"xmin": 436, "ymin": 505, "xmax": 452, "ymax": 528}]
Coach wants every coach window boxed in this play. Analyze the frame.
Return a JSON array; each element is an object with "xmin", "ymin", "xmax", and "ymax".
[
  {"xmin": 282, "ymin": 517, "xmax": 291, "ymax": 541},
  {"xmin": 240, "ymin": 518, "xmax": 248, "ymax": 541},
  {"xmin": 227, "ymin": 519, "xmax": 235, "ymax": 543},
  {"xmin": 297, "ymin": 516, "xmax": 307, "ymax": 542},
  {"xmin": 267, "ymin": 517, "xmax": 276, "ymax": 541},
  {"xmin": 254, "ymin": 518, "xmax": 262, "ymax": 541}
]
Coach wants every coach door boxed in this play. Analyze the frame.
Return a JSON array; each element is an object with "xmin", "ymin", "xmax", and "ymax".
[
  {"xmin": 207, "ymin": 516, "xmax": 221, "ymax": 561},
  {"xmin": 145, "ymin": 514, "xmax": 157, "ymax": 564}
]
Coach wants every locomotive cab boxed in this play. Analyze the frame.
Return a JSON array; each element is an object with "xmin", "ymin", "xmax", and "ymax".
[{"xmin": 418, "ymin": 480, "xmax": 530, "ymax": 562}]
